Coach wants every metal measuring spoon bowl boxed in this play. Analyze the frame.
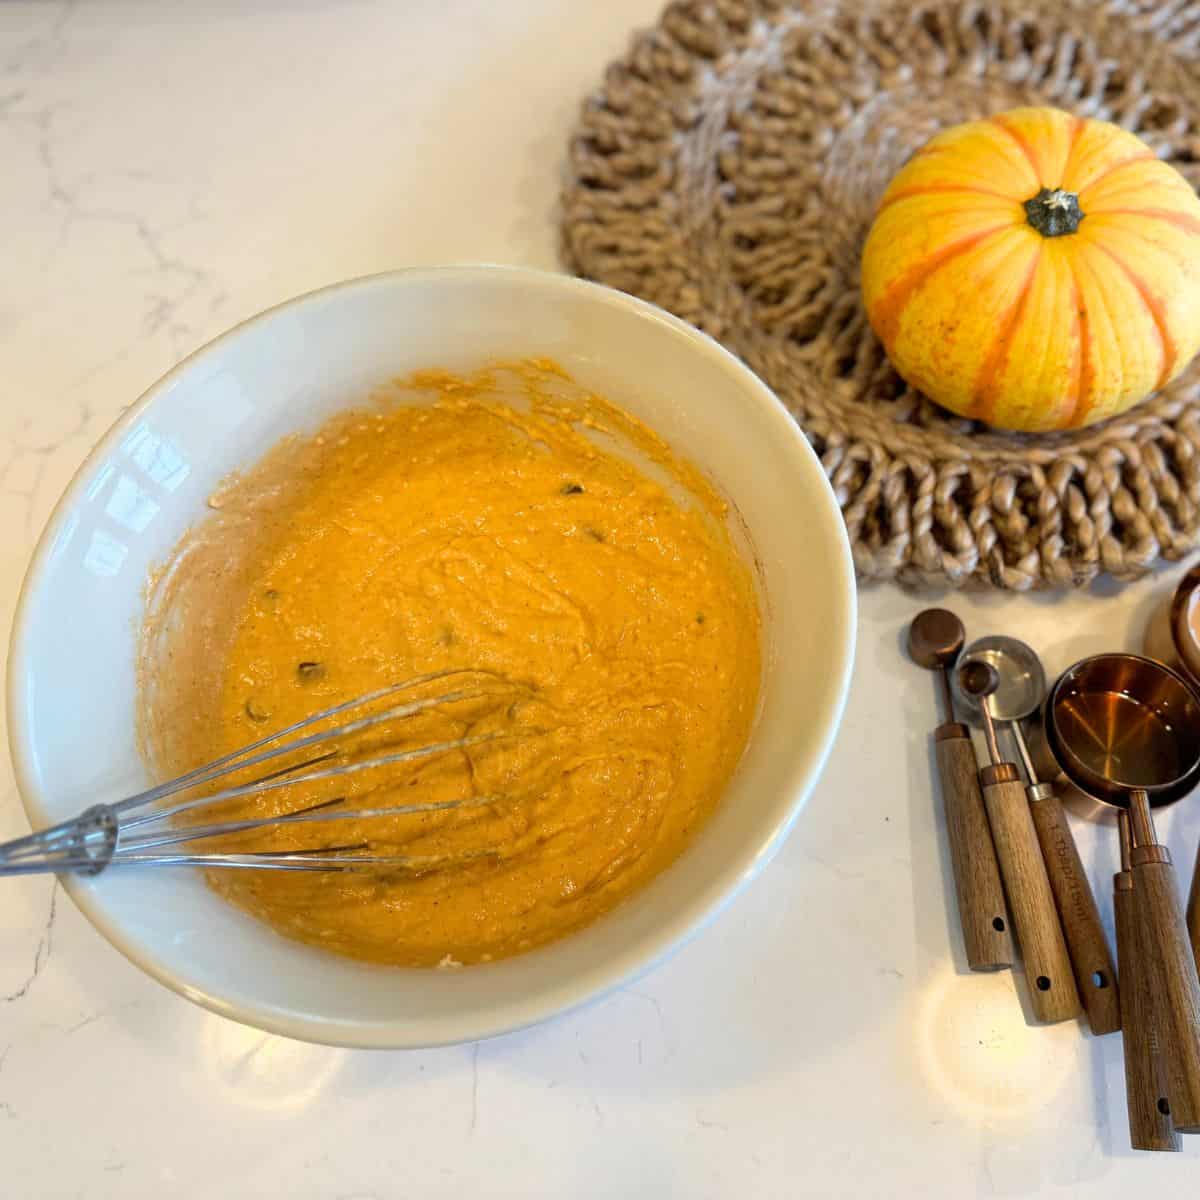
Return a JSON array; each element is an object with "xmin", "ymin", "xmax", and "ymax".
[
  {"xmin": 907, "ymin": 608, "xmax": 965, "ymax": 723},
  {"xmin": 1045, "ymin": 653, "xmax": 1200, "ymax": 809},
  {"xmin": 951, "ymin": 635, "xmax": 1046, "ymax": 724},
  {"xmin": 907, "ymin": 608, "xmax": 965, "ymax": 672}
]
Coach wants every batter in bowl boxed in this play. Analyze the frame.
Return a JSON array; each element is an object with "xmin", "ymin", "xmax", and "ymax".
[{"xmin": 138, "ymin": 361, "xmax": 761, "ymax": 966}]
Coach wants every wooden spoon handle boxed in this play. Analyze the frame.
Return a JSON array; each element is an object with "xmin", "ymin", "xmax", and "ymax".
[
  {"xmin": 981, "ymin": 769, "xmax": 1081, "ymax": 1023},
  {"xmin": 934, "ymin": 724, "xmax": 1012, "ymax": 971},
  {"xmin": 1030, "ymin": 792, "xmax": 1120, "ymax": 1034},
  {"xmin": 1114, "ymin": 879, "xmax": 1180, "ymax": 1151},
  {"xmin": 1129, "ymin": 855, "xmax": 1200, "ymax": 1132}
]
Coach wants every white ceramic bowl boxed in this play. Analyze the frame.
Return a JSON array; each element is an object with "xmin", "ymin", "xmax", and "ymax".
[{"xmin": 8, "ymin": 267, "xmax": 855, "ymax": 1048}]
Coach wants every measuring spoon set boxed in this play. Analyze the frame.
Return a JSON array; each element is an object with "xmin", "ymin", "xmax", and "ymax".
[{"xmin": 908, "ymin": 608, "xmax": 1200, "ymax": 1152}]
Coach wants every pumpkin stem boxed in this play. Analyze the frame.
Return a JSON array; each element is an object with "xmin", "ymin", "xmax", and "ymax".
[{"xmin": 1024, "ymin": 187, "xmax": 1084, "ymax": 237}]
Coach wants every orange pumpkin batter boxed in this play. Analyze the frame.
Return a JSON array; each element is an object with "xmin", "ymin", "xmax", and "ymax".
[{"xmin": 138, "ymin": 361, "xmax": 760, "ymax": 966}]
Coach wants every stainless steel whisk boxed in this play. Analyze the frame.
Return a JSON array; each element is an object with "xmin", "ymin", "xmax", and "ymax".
[{"xmin": 0, "ymin": 669, "xmax": 532, "ymax": 877}]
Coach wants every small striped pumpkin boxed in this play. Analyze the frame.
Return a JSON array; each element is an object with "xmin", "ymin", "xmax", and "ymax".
[{"xmin": 861, "ymin": 106, "xmax": 1200, "ymax": 432}]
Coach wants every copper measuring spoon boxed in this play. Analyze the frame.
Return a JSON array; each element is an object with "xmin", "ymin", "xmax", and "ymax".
[
  {"xmin": 907, "ymin": 610, "xmax": 1012, "ymax": 971},
  {"xmin": 955, "ymin": 637, "xmax": 1120, "ymax": 1035},
  {"xmin": 1045, "ymin": 653, "xmax": 1200, "ymax": 1134},
  {"xmin": 959, "ymin": 661, "xmax": 1080, "ymax": 1023}
]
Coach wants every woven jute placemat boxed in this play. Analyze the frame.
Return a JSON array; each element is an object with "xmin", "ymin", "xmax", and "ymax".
[{"xmin": 562, "ymin": 0, "xmax": 1200, "ymax": 589}]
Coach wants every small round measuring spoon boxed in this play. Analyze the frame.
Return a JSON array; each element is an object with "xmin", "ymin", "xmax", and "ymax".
[{"xmin": 952, "ymin": 636, "xmax": 1045, "ymax": 730}]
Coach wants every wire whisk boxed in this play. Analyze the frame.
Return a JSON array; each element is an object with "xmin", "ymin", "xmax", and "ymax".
[{"xmin": 1, "ymin": 668, "xmax": 535, "ymax": 877}]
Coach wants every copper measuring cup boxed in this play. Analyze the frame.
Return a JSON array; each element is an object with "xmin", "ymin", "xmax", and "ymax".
[{"xmin": 1044, "ymin": 653, "xmax": 1200, "ymax": 1135}]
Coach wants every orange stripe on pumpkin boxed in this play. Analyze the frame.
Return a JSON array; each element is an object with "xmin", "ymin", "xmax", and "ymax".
[
  {"xmin": 1091, "ymin": 207, "xmax": 1200, "ymax": 236},
  {"xmin": 968, "ymin": 252, "xmax": 1041, "ymax": 425},
  {"xmin": 1065, "ymin": 264, "xmax": 1096, "ymax": 428},
  {"xmin": 1068, "ymin": 114, "xmax": 1088, "ymax": 159},
  {"xmin": 1060, "ymin": 114, "xmax": 1089, "ymax": 186},
  {"xmin": 1077, "ymin": 151, "xmax": 1157, "ymax": 197},
  {"xmin": 989, "ymin": 114, "xmax": 1043, "ymax": 181},
  {"xmin": 868, "ymin": 227, "xmax": 1008, "ymax": 346},
  {"xmin": 1092, "ymin": 243, "xmax": 1177, "ymax": 389},
  {"xmin": 908, "ymin": 144, "xmax": 948, "ymax": 163},
  {"xmin": 876, "ymin": 183, "xmax": 1016, "ymax": 214}
]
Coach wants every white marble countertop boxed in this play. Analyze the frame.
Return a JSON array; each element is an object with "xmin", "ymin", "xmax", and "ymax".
[{"xmin": 2, "ymin": 1, "xmax": 1198, "ymax": 1195}]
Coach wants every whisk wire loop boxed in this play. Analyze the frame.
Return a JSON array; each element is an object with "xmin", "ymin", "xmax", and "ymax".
[{"xmin": 0, "ymin": 669, "xmax": 532, "ymax": 877}]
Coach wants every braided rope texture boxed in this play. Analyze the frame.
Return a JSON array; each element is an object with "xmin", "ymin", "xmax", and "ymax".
[{"xmin": 562, "ymin": 0, "xmax": 1200, "ymax": 589}]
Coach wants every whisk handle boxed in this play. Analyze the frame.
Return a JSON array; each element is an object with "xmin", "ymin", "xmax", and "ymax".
[{"xmin": 0, "ymin": 805, "xmax": 119, "ymax": 877}]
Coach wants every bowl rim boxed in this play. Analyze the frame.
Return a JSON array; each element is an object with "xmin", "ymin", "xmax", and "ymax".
[{"xmin": 6, "ymin": 264, "xmax": 856, "ymax": 1048}]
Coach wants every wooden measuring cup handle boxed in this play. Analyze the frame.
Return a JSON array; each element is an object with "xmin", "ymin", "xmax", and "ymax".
[
  {"xmin": 981, "ymin": 766, "xmax": 1081, "ymax": 1023},
  {"xmin": 934, "ymin": 724, "xmax": 1012, "ymax": 971},
  {"xmin": 1114, "ymin": 874, "xmax": 1180, "ymax": 1151},
  {"xmin": 1188, "ymin": 841, "xmax": 1200, "ymax": 973},
  {"xmin": 1129, "ymin": 851, "xmax": 1200, "ymax": 1133},
  {"xmin": 1029, "ymin": 791, "xmax": 1120, "ymax": 1034}
]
